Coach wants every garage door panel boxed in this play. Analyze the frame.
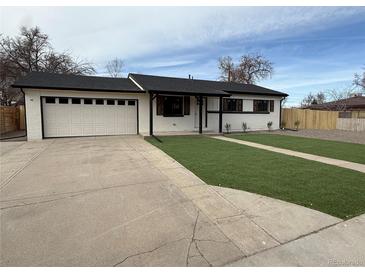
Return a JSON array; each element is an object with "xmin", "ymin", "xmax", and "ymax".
[{"xmin": 42, "ymin": 97, "xmax": 137, "ymax": 138}]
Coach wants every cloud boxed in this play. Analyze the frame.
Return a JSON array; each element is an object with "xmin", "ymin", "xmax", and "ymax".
[{"xmin": 1, "ymin": 6, "xmax": 364, "ymax": 64}]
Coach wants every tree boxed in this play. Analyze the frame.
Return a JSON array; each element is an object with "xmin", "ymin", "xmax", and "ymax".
[
  {"xmin": 300, "ymin": 91, "xmax": 326, "ymax": 107},
  {"xmin": 0, "ymin": 26, "xmax": 95, "ymax": 105},
  {"xmin": 353, "ymin": 67, "xmax": 365, "ymax": 91},
  {"xmin": 325, "ymin": 88, "xmax": 352, "ymax": 111},
  {"xmin": 105, "ymin": 58, "xmax": 124, "ymax": 78},
  {"xmin": 218, "ymin": 53, "xmax": 273, "ymax": 84}
]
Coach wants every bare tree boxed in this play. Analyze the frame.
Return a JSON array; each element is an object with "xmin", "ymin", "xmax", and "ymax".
[
  {"xmin": 300, "ymin": 91, "xmax": 326, "ymax": 107},
  {"xmin": 218, "ymin": 53, "xmax": 273, "ymax": 84},
  {"xmin": 353, "ymin": 67, "xmax": 365, "ymax": 91},
  {"xmin": 0, "ymin": 26, "xmax": 95, "ymax": 105},
  {"xmin": 325, "ymin": 88, "xmax": 353, "ymax": 111},
  {"xmin": 106, "ymin": 58, "xmax": 124, "ymax": 78}
]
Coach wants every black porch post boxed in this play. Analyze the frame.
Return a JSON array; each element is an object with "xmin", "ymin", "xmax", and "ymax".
[
  {"xmin": 149, "ymin": 91, "xmax": 153, "ymax": 136},
  {"xmin": 219, "ymin": 96, "xmax": 223, "ymax": 133},
  {"xmin": 199, "ymin": 96, "xmax": 203, "ymax": 134}
]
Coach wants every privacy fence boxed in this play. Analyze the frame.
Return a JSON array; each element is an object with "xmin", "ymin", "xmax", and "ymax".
[
  {"xmin": 0, "ymin": 106, "xmax": 26, "ymax": 135},
  {"xmin": 282, "ymin": 108, "xmax": 365, "ymax": 132}
]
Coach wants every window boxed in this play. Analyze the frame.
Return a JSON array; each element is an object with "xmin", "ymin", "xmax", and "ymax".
[
  {"xmin": 59, "ymin": 98, "xmax": 68, "ymax": 104},
  {"xmin": 95, "ymin": 99, "xmax": 104, "ymax": 105},
  {"xmin": 253, "ymin": 100, "xmax": 269, "ymax": 112},
  {"xmin": 128, "ymin": 100, "xmax": 135, "ymax": 106},
  {"xmin": 156, "ymin": 95, "xmax": 183, "ymax": 116},
  {"xmin": 223, "ymin": 98, "xmax": 242, "ymax": 112},
  {"xmin": 72, "ymin": 98, "xmax": 81, "ymax": 104},
  {"xmin": 107, "ymin": 99, "xmax": 115, "ymax": 105},
  {"xmin": 45, "ymin": 97, "xmax": 55, "ymax": 104},
  {"xmin": 84, "ymin": 98, "xmax": 93, "ymax": 105},
  {"xmin": 184, "ymin": 96, "xmax": 190, "ymax": 115},
  {"xmin": 270, "ymin": 100, "xmax": 274, "ymax": 112},
  {"xmin": 118, "ymin": 100, "xmax": 125, "ymax": 105}
]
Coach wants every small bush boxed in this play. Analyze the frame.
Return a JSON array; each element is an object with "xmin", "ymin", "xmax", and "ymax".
[
  {"xmin": 224, "ymin": 123, "xmax": 231, "ymax": 134},
  {"xmin": 294, "ymin": 120, "xmax": 300, "ymax": 130},
  {"xmin": 242, "ymin": 122, "xmax": 248, "ymax": 133},
  {"xmin": 267, "ymin": 121, "xmax": 273, "ymax": 131},
  {"xmin": 280, "ymin": 121, "xmax": 286, "ymax": 129}
]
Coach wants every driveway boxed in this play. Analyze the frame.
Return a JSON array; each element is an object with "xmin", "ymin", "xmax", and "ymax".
[{"xmin": 0, "ymin": 136, "xmax": 362, "ymax": 266}]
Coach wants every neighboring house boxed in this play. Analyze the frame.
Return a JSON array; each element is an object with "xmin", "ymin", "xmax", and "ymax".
[
  {"xmin": 304, "ymin": 94, "xmax": 365, "ymax": 111},
  {"xmin": 12, "ymin": 72, "xmax": 288, "ymax": 140}
]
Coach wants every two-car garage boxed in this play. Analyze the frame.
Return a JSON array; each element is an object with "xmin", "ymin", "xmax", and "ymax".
[{"xmin": 42, "ymin": 96, "xmax": 138, "ymax": 138}]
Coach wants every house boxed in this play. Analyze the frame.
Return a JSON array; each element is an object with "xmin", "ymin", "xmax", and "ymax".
[
  {"xmin": 12, "ymin": 72, "xmax": 288, "ymax": 140},
  {"xmin": 304, "ymin": 93, "xmax": 365, "ymax": 111}
]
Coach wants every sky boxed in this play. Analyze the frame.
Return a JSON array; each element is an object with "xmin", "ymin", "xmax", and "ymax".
[{"xmin": 1, "ymin": 6, "xmax": 365, "ymax": 106}]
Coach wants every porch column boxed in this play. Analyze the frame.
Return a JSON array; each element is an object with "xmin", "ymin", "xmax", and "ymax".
[
  {"xmin": 149, "ymin": 91, "xmax": 153, "ymax": 136},
  {"xmin": 219, "ymin": 96, "xmax": 223, "ymax": 133},
  {"xmin": 199, "ymin": 96, "xmax": 203, "ymax": 134}
]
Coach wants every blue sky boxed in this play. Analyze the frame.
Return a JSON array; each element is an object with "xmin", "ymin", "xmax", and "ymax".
[{"xmin": 1, "ymin": 6, "xmax": 365, "ymax": 105}]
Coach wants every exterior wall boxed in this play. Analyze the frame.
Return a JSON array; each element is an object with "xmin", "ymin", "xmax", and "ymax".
[
  {"xmin": 24, "ymin": 88, "xmax": 150, "ymax": 140},
  {"xmin": 206, "ymin": 95, "xmax": 282, "ymax": 132},
  {"xmin": 24, "ymin": 88, "xmax": 283, "ymax": 140},
  {"xmin": 152, "ymin": 96, "xmax": 198, "ymax": 132}
]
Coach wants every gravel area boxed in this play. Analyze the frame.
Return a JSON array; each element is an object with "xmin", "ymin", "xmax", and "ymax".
[{"xmin": 266, "ymin": 129, "xmax": 365, "ymax": 145}]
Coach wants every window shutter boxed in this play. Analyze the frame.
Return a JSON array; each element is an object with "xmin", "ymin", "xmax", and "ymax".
[
  {"xmin": 253, "ymin": 100, "xmax": 258, "ymax": 112},
  {"xmin": 184, "ymin": 96, "xmax": 190, "ymax": 115},
  {"xmin": 237, "ymin": 99, "xmax": 243, "ymax": 111},
  {"xmin": 156, "ymin": 95, "xmax": 163, "ymax": 115},
  {"xmin": 270, "ymin": 100, "xmax": 274, "ymax": 112}
]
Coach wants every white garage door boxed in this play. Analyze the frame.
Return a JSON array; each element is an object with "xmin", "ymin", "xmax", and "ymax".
[{"xmin": 42, "ymin": 97, "xmax": 137, "ymax": 138}]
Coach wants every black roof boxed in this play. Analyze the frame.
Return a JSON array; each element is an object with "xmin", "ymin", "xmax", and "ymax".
[
  {"xmin": 129, "ymin": 73, "xmax": 288, "ymax": 97},
  {"xmin": 129, "ymin": 73, "xmax": 230, "ymax": 96},
  {"xmin": 12, "ymin": 71, "xmax": 288, "ymax": 97},
  {"xmin": 12, "ymin": 71, "xmax": 143, "ymax": 93}
]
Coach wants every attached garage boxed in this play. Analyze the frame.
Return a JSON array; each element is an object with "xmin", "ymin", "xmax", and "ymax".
[
  {"xmin": 12, "ymin": 72, "xmax": 145, "ymax": 140},
  {"xmin": 42, "ymin": 96, "xmax": 138, "ymax": 138}
]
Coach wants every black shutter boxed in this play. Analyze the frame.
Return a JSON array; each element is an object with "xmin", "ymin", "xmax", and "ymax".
[
  {"xmin": 270, "ymin": 100, "xmax": 274, "ymax": 112},
  {"xmin": 184, "ymin": 96, "xmax": 190, "ymax": 115},
  {"xmin": 237, "ymin": 99, "xmax": 243, "ymax": 111},
  {"xmin": 156, "ymin": 95, "xmax": 164, "ymax": 115},
  {"xmin": 253, "ymin": 100, "xmax": 258, "ymax": 112}
]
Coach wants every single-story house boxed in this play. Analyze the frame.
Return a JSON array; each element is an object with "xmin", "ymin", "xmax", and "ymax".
[{"xmin": 12, "ymin": 72, "xmax": 288, "ymax": 140}]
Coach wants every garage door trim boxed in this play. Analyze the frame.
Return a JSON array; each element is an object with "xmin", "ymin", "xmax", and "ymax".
[{"xmin": 40, "ymin": 95, "xmax": 139, "ymax": 139}]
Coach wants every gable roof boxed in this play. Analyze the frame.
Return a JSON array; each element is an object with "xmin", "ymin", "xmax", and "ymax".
[
  {"xmin": 129, "ymin": 73, "xmax": 288, "ymax": 97},
  {"xmin": 12, "ymin": 71, "xmax": 143, "ymax": 93},
  {"xmin": 12, "ymin": 71, "xmax": 288, "ymax": 97},
  {"xmin": 129, "ymin": 73, "xmax": 230, "ymax": 96}
]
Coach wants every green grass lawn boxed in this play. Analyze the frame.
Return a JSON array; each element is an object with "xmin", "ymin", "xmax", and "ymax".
[
  {"xmin": 147, "ymin": 135, "xmax": 365, "ymax": 220},
  {"xmin": 228, "ymin": 133, "xmax": 365, "ymax": 164}
]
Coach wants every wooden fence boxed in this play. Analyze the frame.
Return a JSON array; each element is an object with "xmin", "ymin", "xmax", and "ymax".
[
  {"xmin": 282, "ymin": 108, "xmax": 339, "ymax": 130},
  {"xmin": 337, "ymin": 118, "xmax": 365, "ymax": 132},
  {"xmin": 0, "ymin": 105, "xmax": 25, "ymax": 134}
]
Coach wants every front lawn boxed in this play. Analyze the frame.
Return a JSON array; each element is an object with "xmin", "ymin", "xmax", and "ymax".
[
  {"xmin": 147, "ymin": 136, "xmax": 365, "ymax": 219},
  {"xmin": 228, "ymin": 133, "xmax": 365, "ymax": 164}
]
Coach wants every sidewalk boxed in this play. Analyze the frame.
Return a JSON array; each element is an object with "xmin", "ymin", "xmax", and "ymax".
[{"xmin": 213, "ymin": 136, "xmax": 365, "ymax": 174}]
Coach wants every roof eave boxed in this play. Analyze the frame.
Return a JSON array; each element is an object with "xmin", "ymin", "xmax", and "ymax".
[{"xmin": 11, "ymin": 85, "xmax": 144, "ymax": 93}]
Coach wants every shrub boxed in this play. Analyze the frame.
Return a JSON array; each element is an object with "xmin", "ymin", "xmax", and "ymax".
[
  {"xmin": 267, "ymin": 121, "xmax": 273, "ymax": 131},
  {"xmin": 242, "ymin": 122, "xmax": 248, "ymax": 133},
  {"xmin": 224, "ymin": 123, "xmax": 231, "ymax": 134},
  {"xmin": 294, "ymin": 120, "xmax": 300, "ymax": 130},
  {"xmin": 280, "ymin": 121, "xmax": 286, "ymax": 129}
]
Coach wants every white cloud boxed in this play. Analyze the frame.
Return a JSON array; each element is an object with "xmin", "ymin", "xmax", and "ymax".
[{"xmin": 1, "ymin": 6, "xmax": 363, "ymax": 64}]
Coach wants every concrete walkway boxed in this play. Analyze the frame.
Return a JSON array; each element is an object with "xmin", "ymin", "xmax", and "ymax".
[
  {"xmin": 213, "ymin": 136, "xmax": 365, "ymax": 174},
  {"xmin": 229, "ymin": 213, "xmax": 365, "ymax": 266},
  {"xmin": 0, "ymin": 136, "xmax": 348, "ymax": 266}
]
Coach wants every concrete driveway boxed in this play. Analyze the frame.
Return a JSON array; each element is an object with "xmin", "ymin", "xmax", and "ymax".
[{"xmin": 0, "ymin": 136, "xmax": 363, "ymax": 266}]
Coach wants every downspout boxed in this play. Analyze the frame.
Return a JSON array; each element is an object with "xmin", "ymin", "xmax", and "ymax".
[
  {"xmin": 279, "ymin": 97, "xmax": 283, "ymax": 130},
  {"xmin": 19, "ymin": 88, "xmax": 27, "ymax": 138}
]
